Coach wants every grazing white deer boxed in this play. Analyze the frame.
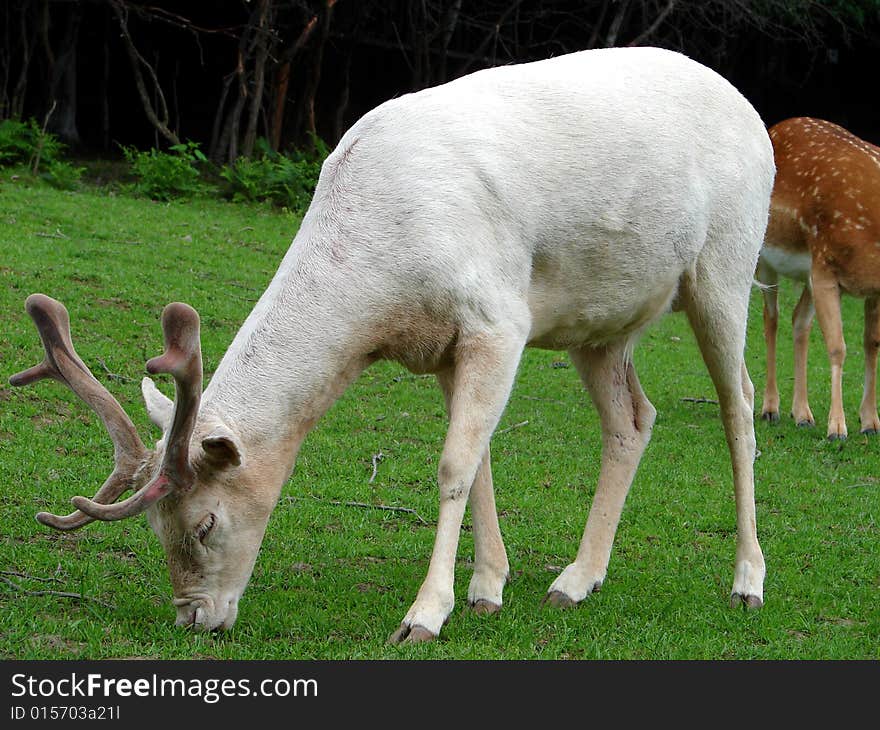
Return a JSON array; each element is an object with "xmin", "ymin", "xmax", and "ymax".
[
  {"xmin": 757, "ymin": 117, "xmax": 880, "ymax": 440},
  {"xmin": 11, "ymin": 47, "xmax": 773, "ymax": 643}
]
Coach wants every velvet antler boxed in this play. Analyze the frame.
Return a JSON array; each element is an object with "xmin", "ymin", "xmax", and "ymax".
[
  {"xmin": 10, "ymin": 294, "xmax": 148, "ymax": 530},
  {"xmin": 71, "ymin": 302, "xmax": 203, "ymax": 521}
]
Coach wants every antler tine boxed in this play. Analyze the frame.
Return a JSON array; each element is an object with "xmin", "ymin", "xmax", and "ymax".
[
  {"xmin": 10, "ymin": 294, "xmax": 148, "ymax": 530},
  {"xmin": 73, "ymin": 302, "xmax": 203, "ymax": 522},
  {"xmin": 145, "ymin": 302, "xmax": 203, "ymax": 482},
  {"xmin": 36, "ymin": 471, "xmax": 133, "ymax": 531}
]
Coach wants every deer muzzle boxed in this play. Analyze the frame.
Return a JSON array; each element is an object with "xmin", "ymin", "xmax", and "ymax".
[{"xmin": 173, "ymin": 593, "xmax": 239, "ymax": 631}]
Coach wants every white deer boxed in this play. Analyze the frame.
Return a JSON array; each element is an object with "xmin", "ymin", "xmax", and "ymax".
[{"xmin": 11, "ymin": 46, "xmax": 773, "ymax": 643}]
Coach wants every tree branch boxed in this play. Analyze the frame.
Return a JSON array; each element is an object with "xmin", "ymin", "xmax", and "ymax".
[
  {"xmin": 1, "ymin": 575, "xmax": 114, "ymax": 609},
  {"xmin": 627, "ymin": 0, "xmax": 678, "ymax": 47},
  {"xmin": 110, "ymin": 0, "xmax": 180, "ymax": 147}
]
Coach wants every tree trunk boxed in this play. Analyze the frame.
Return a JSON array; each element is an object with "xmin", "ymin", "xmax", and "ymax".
[
  {"xmin": 436, "ymin": 0, "xmax": 462, "ymax": 85},
  {"xmin": 209, "ymin": 73, "xmax": 233, "ymax": 162},
  {"xmin": 242, "ymin": 0, "xmax": 272, "ymax": 158},
  {"xmin": 331, "ymin": 44, "xmax": 353, "ymax": 144},
  {"xmin": 605, "ymin": 0, "xmax": 632, "ymax": 47},
  {"xmin": 269, "ymin": 60, "xmax": 290, "ymax": 152},
  {"xmin": 270, "ymin": 11, "xmax": 320, "ymax": 152},
  {"xmin": 10, "ymin": 0, "xmax": 37, "ymax": 119},
  {"xmin": 226, "ymin": 49, "xmax": 248, "ymax": 161},
  {"xmin": 46, "ymin": 2, "xmax": 81, "ymax": 145},
  {"xmin": 626, "ymin": 0, "xmax": 677, "ymax": 47},
  {"xmin": 100, "ymin": 5, "xmax": 110, "ymax": 150},
  {"xmin": 300, "ymin": 1, "xmax": 335, "ymax": 146}
]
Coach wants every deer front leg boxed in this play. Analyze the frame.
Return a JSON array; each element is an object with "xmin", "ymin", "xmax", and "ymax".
[
  {"xmin": 436, "ymin": 369, "xmax": 509, "ymax": 614},
  {"xmin": 388, "ymin": 328, "xmax": 525, "ymax": 644},
  {"xmin": 812, "ymin": 263, "xmax": 847, "ymax": 439},
  {"xmin": 545, "ymin": 343, "xmax": 656, "ymax": 606},
  {"xmin": 859, "ymin": 296, "xmax": 880, "ymax": 434},
  {"xmin": 465, "ymin": 450, "xmax": 508, "ymax": 613},
  {"xmin": 791, "ymin": 286, "xmax": 816, "ymax": 427}
]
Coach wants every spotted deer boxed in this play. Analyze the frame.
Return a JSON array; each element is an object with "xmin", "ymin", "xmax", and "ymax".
[
  {"xmin": 757, "ymin": 117, "xmax": 880, "ymax": 440},
  {"xmin": 11, "ymin": 47, "xmax": 773, "ymax": 643}
]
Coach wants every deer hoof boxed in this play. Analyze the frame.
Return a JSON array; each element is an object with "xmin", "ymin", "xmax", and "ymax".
[
  {"xmin": 730, "ymin": 592, "xmax": 763, "ymax": 609},
  {"xmin": 543, "ymin": 590, "xmax": 578, "ymax": 608},
  {"xmin": 760, "ymin": 410, "xmax": 779, "ymax": 423},
  {"xmin": 469, "ymin": 599, "xmax": 501, "ymax": 615},
  {"xmin": 388, "ymin": 623, "xmax": 437, "ymax": 644}
]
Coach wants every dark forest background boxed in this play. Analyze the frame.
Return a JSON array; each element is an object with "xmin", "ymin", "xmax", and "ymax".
[{"xmin": 2, "ymin": 0, "xmax": 880, "ymax": 163}]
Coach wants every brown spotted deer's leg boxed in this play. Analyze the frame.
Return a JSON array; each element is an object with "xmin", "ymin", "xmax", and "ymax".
[
  {"xmin": 791, "ymin": 286, "xmax": 816, "ymax": 427},
  {"xmin": 859, "ymin": 296, "xmax": 880, "ymax": 434},
  {"xmin": 811, "ymin": 261, "xmax": 847, "ymax": 440},
  {"xmin": 756, "ymin": 259, "xmax": 780, "ymax": 421}
]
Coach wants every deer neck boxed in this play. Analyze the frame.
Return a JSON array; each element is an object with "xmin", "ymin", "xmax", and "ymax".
[{"xmin": 198, "ymin": 232, "xmax": 373, "ymax": 468}]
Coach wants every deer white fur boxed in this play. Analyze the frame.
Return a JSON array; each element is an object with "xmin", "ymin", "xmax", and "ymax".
[{"xmin": 14, "ymin": 46, "xmax": 773, "ymax": 642}]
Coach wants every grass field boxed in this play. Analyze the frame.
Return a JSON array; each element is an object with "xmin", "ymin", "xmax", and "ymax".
[{"xmin": 1, "ymin": 175, "xmax": 878, "ymax": 660}]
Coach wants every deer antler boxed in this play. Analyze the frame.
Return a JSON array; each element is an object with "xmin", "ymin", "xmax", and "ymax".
[
  {"xmin": 9, "ymin": 294, "xmax": 148, "ymax": 530},
  {"xmin": 71, "ymin": 302, "xmax": 203, "ymax": 521}
]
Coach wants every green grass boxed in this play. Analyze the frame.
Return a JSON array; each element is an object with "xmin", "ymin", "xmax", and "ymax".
[{"xmin": 1, "ymin": 174, "xmax": 878, "ymax": 659}]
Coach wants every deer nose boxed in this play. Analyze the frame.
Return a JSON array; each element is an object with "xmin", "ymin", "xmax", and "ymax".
[
  {"xmin": 174, "ymin": 604, "xmax": 198, "ymax": 627},
  {"xmin": 173, "ymin": 596, "xmax": 238, "ymax": 630}
]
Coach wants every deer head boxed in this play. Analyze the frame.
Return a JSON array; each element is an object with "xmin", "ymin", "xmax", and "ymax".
[{"xmin": 10, "ymin": 294, "xmax": 273, "ymax": 630}]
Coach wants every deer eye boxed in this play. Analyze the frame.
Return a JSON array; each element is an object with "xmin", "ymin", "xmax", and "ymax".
[{"xmin": 195, "ymin": 513, "xmax": 216, "ymax": 544}]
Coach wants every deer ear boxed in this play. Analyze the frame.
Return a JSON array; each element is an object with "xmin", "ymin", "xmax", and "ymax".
[
  {"xmin": 201, "ymin": 424, "xmax": 244, "ymax": 468},
  {"xmin": 141, "ymin": 377, "xmax": 173, "ymax": 431}
]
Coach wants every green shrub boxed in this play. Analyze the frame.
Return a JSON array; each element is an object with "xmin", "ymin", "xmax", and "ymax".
[
  {"xmin": 0, "ymin": 117, "xmax": 82, "ymax": 189},
  {"xmin": 219, "ymin": 136, "xmax": 327, "ymax": 212},
  {"xmin": 121, "ymin": 140, "xmax": 210, "ymax": 201},
  {"xmin": 41, "ymin": 159, "xmax": 85, "ymax": 190},
  {"xmin": 0, "ymin": 119, "xmax": 37, "ymax": 164},
  {"xmin": 219, "ymin": 154, "xmax": 276, "ymax": 202},
  {"xmin": 0, "ymin": 117, "xmax": 65, "ymax": 171}
]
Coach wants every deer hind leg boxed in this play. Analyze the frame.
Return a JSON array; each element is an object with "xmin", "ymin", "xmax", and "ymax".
[
  {"xmin": 388, "ymin": 324, "xmax": 526, "ymax": 644},
  {"xmin": 756, "ymin": 258, "xmax": 781, "ymax": 421},
  {"xmin": 742, "ymin": 359, "xmax": 755, "ymax": 413},
  {"xmin": 680, "ymin": 274, "xmax": 765, "ymax": 608},
  {"xmin": 791, "ymin": 286, "xmax": 816, "ymax": 427},
  {"xmin": 859, "ymin": 296, "xmax": 880, "ymax": 434},
  {"xmin": 545, "ymin": 340, "xmax": 656, "ymax": 607},
  {"xmin": 811, "ymin": 262, "xmax": 847, "ymax": 439},
  {"xmin": 436, "ymin": 368, "xmax": 509, "ymax": 615}
]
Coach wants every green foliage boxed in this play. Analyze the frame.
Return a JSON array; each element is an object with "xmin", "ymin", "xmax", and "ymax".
[
  {"xmin": 121, "ymin": 140, "xmax": 210, "ymax": 201},
  {"xmin": 0, "ymin": 118, "xmax": 84, "ymax": 190},
  {"xmin": 219, "ymin": 136, "xmax": 328, "ymax": 212},
  {"xmin": 40, "ymin": 160, "xmax": 86, "ymax": 190},
  {"xmin": 822, "ymin": 0, "xmax": 880, "ymax": 26},
  {"xmin": 0, "ymin": 117, "xmax": 65, "ymax": 170},
  {"xmin": 0, "ymin": 120, "xmax": 327, "ymax": 205},
  {"xmin": 761, "ymin": 0, "xmax": 880, "ymax": 29},
  {"xmin": 0, "ymin": 119, "xmax": 39, "ymax": 164}
]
